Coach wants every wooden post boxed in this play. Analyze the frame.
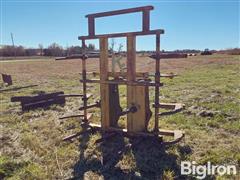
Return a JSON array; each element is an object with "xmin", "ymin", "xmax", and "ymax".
[
  {"xmin": 99, "ymin": 37, "xmax": 110, "ymax": 130},
  {"xmin": 154, "ymin": 33, "xmax": 161, "ymax": 132},
  {"xmin": 127, "ymin": 35, "xmax": 136, "ymax": 132},
  {"xmin": 126, "ymin": 35, "xmax": 149, "ymax": 132},
  {"xmin": 127, "ymin": 35, "xmax": 136, "ymax": 82}
]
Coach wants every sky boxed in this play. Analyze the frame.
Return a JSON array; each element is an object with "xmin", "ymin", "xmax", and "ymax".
[{"xmin": 1, "ymin": 0, "xmax": 239, "ymax": 51}]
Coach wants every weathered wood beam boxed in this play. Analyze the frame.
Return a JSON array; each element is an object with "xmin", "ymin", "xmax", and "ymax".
[{"xmin": 99, "ymin": 37, "xmax": 111, "ymax": 130}]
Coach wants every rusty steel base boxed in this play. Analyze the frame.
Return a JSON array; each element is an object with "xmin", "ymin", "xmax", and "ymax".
[{"xmin": 63, "ymin": 122, "xmax": 185, "ymax": 146}]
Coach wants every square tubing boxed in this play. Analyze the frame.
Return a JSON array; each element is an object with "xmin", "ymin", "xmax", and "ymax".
[
  {"xmin": 142, "ymin": 10, "xmax": 150, "ymax": 32},
  {"xmin": 81, "ymin": 40, "xmax": 88, "ymax": 122},
  {"xmin": 154, "ymin": 33, "xmax": 161, "ymax": 132},
  {"xmin": 88, "ymin": 17, "xmax": 95, "ymax": 36}
]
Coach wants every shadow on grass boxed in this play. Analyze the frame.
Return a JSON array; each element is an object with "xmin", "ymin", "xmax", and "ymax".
[
  {"xmin": 72, "ymin": 131, "xmax": 191, "ymax": 179},
  {"xmin": 73, "ymin": 131, "xmax": 127, "ymax": 179}
]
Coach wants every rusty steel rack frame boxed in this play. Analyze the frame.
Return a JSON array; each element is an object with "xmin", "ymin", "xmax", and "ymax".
[{"xmin": 65, "ymin": 6, "xmax": 185, "ymax": 145}]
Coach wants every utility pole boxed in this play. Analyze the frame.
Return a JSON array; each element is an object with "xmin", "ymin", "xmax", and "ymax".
[{"xmin": 11, "ymin": 33, "xmax": 16, "ymax": 58}]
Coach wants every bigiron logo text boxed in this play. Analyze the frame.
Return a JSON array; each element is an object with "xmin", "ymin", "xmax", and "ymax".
[{"xmin": 181, "ymin": 161, "xmax": 237, "ymax": 179}]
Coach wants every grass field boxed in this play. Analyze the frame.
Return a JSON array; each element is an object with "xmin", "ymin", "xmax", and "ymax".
[{"xmin": 0, "ymin": 54, "xmax": 239, "ymax": 179}]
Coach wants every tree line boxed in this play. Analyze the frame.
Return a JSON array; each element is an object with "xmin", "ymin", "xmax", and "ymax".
[
  {"xmin": 0, "ymin": 43, "xmax": 96, "ymax": 57},
  {"xmin": 1, "ymin": 43, "xmax": 239, "ymax": 57}
]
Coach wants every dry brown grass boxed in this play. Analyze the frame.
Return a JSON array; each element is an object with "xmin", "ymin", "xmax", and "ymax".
[
  {"xmin": 1, "ymin": 54, "xmax": 237, "ymax": 83},
  {"xmin": 0, "ymin": 54, "xmax": 239, "ymax": 179}
]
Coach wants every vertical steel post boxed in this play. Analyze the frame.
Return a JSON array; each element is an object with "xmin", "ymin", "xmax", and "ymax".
[
  {"xmin": 88, "ymin": 18, "xmax": 95, "ymax": 36},
  {"xmin": 81, "ymin": 39, "xmax": 88, "ymax": 122},
  {"xmin": 142, "ymin": 10, "xmax": 150, "ymax": 32},
  {"xmin": 154, "ymin": 33, "xmax": 160, "ymax": 132}
]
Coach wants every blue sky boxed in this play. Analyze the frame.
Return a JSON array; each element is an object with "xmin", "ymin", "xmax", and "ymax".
[{"xmin": 1, "ymin": 0, "xmax": 239, "ymax": 51}]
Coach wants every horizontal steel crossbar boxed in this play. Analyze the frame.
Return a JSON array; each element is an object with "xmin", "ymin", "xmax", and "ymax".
[
  {"xmin": 85, "ymin": 5, "xmax": 154, "ymax": 18},
  {"xmin": 78, "ymin": 29, "xmax": 164, "ymax": 40}
]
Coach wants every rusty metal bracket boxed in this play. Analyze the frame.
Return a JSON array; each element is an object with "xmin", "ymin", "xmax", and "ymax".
[
  {"xmin": 118, "ymin": 106, "xmax": 138, "ymax": 116},
  {"xmin": 79, "ymin": 100, "xmax": 101, "ymax": 111}
]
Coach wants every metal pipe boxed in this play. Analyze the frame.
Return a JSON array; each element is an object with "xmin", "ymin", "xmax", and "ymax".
[
  {"xmin": 81, "ymin": 40, "xmax": 88, "ymax": 122},
  {"xmin": 154, "ymin": 33, "xmax": 161, "ymax": 133},
  {"xmin": 79, "ymin": 101, "xmax": 100, "ymax": 111}
]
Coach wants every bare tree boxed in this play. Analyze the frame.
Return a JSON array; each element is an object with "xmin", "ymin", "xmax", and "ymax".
[
  {"xmin": 88, "ymin": 43, "xmax": 95, "ymax": 51},
  {"xmin": 38, "ymin": 44, "xmax": 43, "ymax": 56},
  {"xmin": 109, "ymin": 39, "xmax": 125, "ymax": 73},
  {"xmin": 47, "ymin": 43, "xmax": 64, "ymax": 56}
]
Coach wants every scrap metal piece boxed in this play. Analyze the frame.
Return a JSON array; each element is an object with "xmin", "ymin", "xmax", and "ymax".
[
  {"xmin": 153, "ymin": 103, "xmax": 185, "ymax": 116},
  {"xmin": 59, "ymin": 114, "xmax": 84, "ymax": 120},
  {"xmin": 0, "ymin": 85, "xmax": 38, "ymax": 93},
  {"xmin": 79, "ymin": 100, "xmax": 101, "ymax": 111},
  {"xmin": 149, "ymin": 53, "xmax": 187, "ymax": 59},
  {"xmin": 2, "ymin": 74, "xmax": 12, "ymax": 86},
  {"xmin": 11, "ymin": 92, "xmax": 65, "ymax": 111}
]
